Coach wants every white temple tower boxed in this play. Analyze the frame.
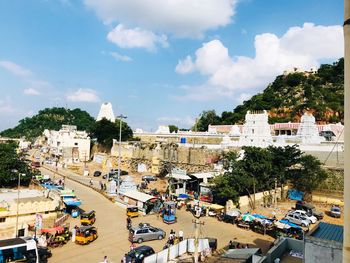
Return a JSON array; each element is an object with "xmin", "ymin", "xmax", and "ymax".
[
  {"xmin": 296, "ymin": 112, "xmax": 323, "ymax": 144},
  {"xmin": 239, "ymin": 110, "xmax": 272, "ymax": 148},
  {"xmin": 97, "ymin": 102, "xmax": 115, "ymax": 122}
]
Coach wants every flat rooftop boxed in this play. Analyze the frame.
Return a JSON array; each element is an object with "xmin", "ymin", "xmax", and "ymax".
[
  {"xmin": 310, "ymin": 222, "xmax": 343, "ymax": 243},
  {"xmin": 0, "ymin": 189, "xmax": 45, "ymax": 203}
]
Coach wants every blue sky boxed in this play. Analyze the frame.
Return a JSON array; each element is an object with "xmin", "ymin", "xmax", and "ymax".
[{"xmin": 0, "ymin": 0, "xmax": 344, "ymax": 132}]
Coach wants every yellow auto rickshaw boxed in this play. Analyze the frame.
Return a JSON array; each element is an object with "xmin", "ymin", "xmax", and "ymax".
[
  {"xmin": 80, "ymin": 210, "xmax": 96, "ymax": 225},
  {"xmin": 126, "ymin": 206, "xmax": 139, "ymax": 218},
  {"xmin": 75, "ymin": 226, "xmax": 98, "ymax": 245}
]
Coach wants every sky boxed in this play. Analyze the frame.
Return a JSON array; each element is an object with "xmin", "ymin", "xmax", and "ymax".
[{"xmin": 0, "ymin": 0, "xmax": 344, "ymax": 132}]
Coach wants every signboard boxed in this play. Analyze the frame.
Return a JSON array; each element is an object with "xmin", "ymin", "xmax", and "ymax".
[{"xmin": 35, "ymin": 213, "xmax": 43, "ymax": 229}]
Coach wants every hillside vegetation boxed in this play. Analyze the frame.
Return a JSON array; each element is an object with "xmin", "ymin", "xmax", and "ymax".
[
  {"xmin": 195, "ymin": 58, "xmax": 344, "ymax": 131},
  {"xmin": 0, "ymin": 107, "xmax": 95, "ymax": 140}
]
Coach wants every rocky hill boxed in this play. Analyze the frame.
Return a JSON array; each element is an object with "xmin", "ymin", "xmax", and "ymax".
[
  {"xmin": 0, "ymin": 107, "xmax": 95, "ymax": 140},
  {"xmin": 196, "ymin": 58, "xmax": 344, "ymax": 130}
]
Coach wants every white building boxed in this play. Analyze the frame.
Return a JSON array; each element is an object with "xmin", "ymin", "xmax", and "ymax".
[
  {"xmin": 239, "ymin": 110, "xmax": 273, "ymax": 148},
  {"xmin": 155, "ymin": 125, "xmax": 170, "ymax": 134},
  {"xmin": 97, "ymin": 102, "xmax": 115, "ymax": 122},
  {"xmin": 297, "ymin": 112, "xmax": 323, "ymax": 144},
  {"xmin": 43, "ymin": 125, "xmax": 90, "ymax": 163}
]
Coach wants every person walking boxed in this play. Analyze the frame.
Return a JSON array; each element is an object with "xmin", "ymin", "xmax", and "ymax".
[
  {"xmin": 103, "ymin": 255, "xmax": 108, "ymax": 263},
  {"xmin": 127, "ymin": 216, "xmax": 132, "ymax": 230},
  {"xmin": 178, "ymin": 230, "xmax": 184, "ymax": 241},
  {"xmin": 100, "ymin": 181, "xmax": 103, "ymax": 191}
]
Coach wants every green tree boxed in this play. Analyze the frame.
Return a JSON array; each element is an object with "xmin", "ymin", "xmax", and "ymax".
[
  {"xmin": 0, "ymin": 141, "xmax": 36, "ymax": 187},
  {"xmin": 168, "ymin": 125, "xmax": 179, "ymax": 133},
  {"xmin": 194, "ymin": 110, "xmax": 221, "ymax": 131},
  {"xmin": 288, "ymin": 155, "xmax": 329, "ymax": 195},
  {"xmin": 1, "ymin": 107, "xmax": 95, "ymax": 140},
  {"xmin": 91, "ymin": 118, "xmax": 133, "ymax": 149}
]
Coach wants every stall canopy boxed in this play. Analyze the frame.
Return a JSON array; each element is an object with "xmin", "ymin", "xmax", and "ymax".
[
  {"xmin": 41, "ymin": 226, "xmax": 64, "ymax": 234},
  {"xmin": 123, "ymin": 190, "xmax": 155, "ymax": 203},
  {"xmin": 165, "ymin": 173, "xmax": 191, "ymax": 180},
  {"xmin": 190, "ymin": 172, "xmax": 215, "ymax": 179}
]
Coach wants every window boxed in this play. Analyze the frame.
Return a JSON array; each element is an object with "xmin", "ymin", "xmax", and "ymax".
[{"xmin": 0, "ymin": 217, "xmax": 5, "ymax": 223}]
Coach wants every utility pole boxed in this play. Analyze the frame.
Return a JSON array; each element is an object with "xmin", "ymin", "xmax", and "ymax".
[
  {"xmin": 343, "ymin": 0, "xmax": 350, "ymax": 261},
  {"xmin": 116, "ymin": 114, "xmax": 127, "ymax": 191},
  {"xmin": 192, "ymin": 206, "xmax": 205, "ymax": 263}
]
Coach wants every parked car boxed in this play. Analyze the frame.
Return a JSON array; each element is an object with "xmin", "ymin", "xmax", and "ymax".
[
  {"xmin": 291, "ymin": 210, "xmax": 317, "ymax": 224},
  {"xmin": 93, "ymin": 171, "xmax": 102, "ymax": 177},
  {"xmin": 295, "ymin": 201, "xmax": 324, "ymax": 220},
  {"xmin": 129, "ymin": 224, "xmax": 165, "ymax": 243},
  {"xmin": 110, "ymin": 169, "xmax": 128, "ymax": 176},
  {"xmin": 330, "ymin": 205, "xmax": 341, "ymax": 218},
  {"xmin": 142, "ymin": 175, "xmax": 158, "ymax": 182},
  {"xmin": 125, "ymin": 245, "xmax": 155, "ymax": 263},
  {"xmin": 284, "ymin": 212, "xmax": 310, "ymax": 227}
]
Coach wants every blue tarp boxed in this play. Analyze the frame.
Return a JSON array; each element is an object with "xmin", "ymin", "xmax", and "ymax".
[
  {"xmin": 288, "ymin": 189, "xmax": 304, "ymax": 201},
  {"xmin": 63, "ymin": 198, "xmax": 81, "ymax": 206},
  {"xmin": 279, "ymin": 219, "xmax": 302, "ymax": 229},
  {"xmin": 252, "ymin": 214, "xmax": 267, "ymax": 219}
]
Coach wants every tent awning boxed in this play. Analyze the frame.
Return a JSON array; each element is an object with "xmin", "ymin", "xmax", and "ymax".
[
  {"xmin": 190, "ymin": 172, "xmax": 215, "ymax": 179},
  {"xmin": 123, "ymin": 190, "xmax": 155, "ymax": 203},
  {"xmin": 165, "ymin": 173, "xmax": 191, "ymax": 180}
]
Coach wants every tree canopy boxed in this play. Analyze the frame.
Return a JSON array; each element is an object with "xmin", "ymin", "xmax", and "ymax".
[
  {"xmin": 0, "ymin": 141, "xmax": 37, "ymax": 188},
  {"xmin": 0, "ymin": 107, "xmax": 95, "ymax": 140},
  {"xmin": 212, "ymin": 145, "xmax": 329, "ymax": 207},
  {"xmin": 91, "ymin": 118, "xmax": 133, "ymax": 149}
]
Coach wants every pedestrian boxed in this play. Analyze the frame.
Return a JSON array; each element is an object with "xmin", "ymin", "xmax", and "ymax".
[
  {"xmin": 121, "ymin": 253, "xmax": 127, "ymax": 263},
  {"xmin": 89, "ymin": 179, "xmax": 93, "ymax": 186},
  {"xmin": 178, "ymin": 230, "xmax": 184, "ymax": 241},
  {"xmin": 127, "ymin": 216, "xmax": 132, "ymax": 230},
  {"xmin": 103, "ymin": 255, "xmax": 108, "ymax": 263},
  {"xmin": 71, "ymin": 226, "xmax": 76, "ymax": 242},
  {"xmin": 229, "ymin": 240, "xmax": 234, "ymax": 249},
  {"xmin": 100, "ymin": 181, "xmax": 103, "ymax": 191},
  {"xmin": 130, "ymin": 243, "xmax": 136, "ymax": 250},
  {"xmin": 236, "ymin": 243, "xmax": 241, "ymax": 249},
  {"xmin": 104, "ymin": 183, "xmax": 107, "ymax": 190}
]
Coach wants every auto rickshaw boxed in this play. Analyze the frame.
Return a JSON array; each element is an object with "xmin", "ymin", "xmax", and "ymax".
[
  {"xmin": 80, "ymin": 210, "xmax": 96, "ymax": 225},
  {"xmin": 126, "ymin": 206, "xmax": 139, "ymax": 218},
  {"xmin": 162, "ymin": 201, "xmax": 177, "ymax": 224},
  {"xmin": 75, "ymin": 226, "xmax": 98, "ymax": 245}
]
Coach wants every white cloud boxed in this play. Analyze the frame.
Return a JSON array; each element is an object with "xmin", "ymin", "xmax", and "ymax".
[
  {"xmin": 66, "ymin": 88, "xmax": 100, "ymax": 103},
  {"xmin": 0, "ymin": 61, "xmax": 32, "ymax": 77},
  {"xmin": 107, "ymin": 24, "xmax": 168, "ymax": 51},
  {"xmin": 110, "ymin": 51, "xmax": 132, "ymax": 62},
  {"xmin": 85, "ymin": 0, "xmax": 237, "ymax": 38},
  {"xmin": 23, "ymin": 88, "xmax": 40, "ymax": 96},
  {"xmin": 175, "ymin": 23, "xmax": 343, "ymax": 99}
]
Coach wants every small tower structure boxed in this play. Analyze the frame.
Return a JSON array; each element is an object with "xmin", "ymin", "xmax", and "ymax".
[
  {"xmin": 297, "ymin": 112, "xmax": 323, "ymax": 144},
  {"xmin": 97, "ymin": 102, "xmax": 115, "ymax": 122},
  {"xmin": 239, "ymin": 110, "xmax": 272, "ymax": 148}
]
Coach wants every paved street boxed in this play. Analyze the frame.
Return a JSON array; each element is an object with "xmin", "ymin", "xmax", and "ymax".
[{"xmin": 41, "ymin": 166, "xmax": 274, "ymax": 263}]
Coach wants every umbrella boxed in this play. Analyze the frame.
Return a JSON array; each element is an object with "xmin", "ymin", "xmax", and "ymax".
[{"xmin": 242, "ymin": 214, "xmax": 255, "ymax": 222}]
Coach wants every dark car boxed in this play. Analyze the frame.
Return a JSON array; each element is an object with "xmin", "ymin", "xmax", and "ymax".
[
  {"xmin": 296, "ymin": 201, "xmax": 324, "ymax": 220},
  {"xmin": 93, "ymin": 171, "xmax": 102, "ymax": 177},
  {"xmin": 125, "ymin": 245, "xmax": 155, "ymax": 263},
  {"xmin": 110, "ymin": 169, "xmax": 129, "ymax": 176}
]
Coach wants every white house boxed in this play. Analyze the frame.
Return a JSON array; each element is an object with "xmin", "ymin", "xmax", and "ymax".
[{"xmin": 43, "ymin": 125, "xmax": 90, "ymax": 163}]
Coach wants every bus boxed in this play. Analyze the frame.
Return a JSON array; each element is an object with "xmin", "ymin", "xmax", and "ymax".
[{"xmin": 0, "ymin": 237, "xmax": 51, "ymax": 263}]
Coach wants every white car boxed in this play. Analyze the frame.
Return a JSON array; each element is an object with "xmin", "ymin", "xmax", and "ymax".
[
  {"xmin": 292, "ymin": 210, "xmax": 317, "ymax": 224},
  {"xmin": 284, "ymin": 212, "xmax": 310, "ymax": 227}
]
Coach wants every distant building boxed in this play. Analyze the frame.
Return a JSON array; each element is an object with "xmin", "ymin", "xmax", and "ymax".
[
  {"xmin": 155, "ymin": 125, "xmax": 170, "ymax": 134},
  {"xmin": 297, "ymin": 112, "xmax": 323, "ymax": 144},
  {"xmin": 283, "ymin": 67, "xmax": 317, "ymax": 76},
  {"xmin": 97, "ymin": 102, "xmax": 115, "ymax": 122},
  {"xmin": 43, "ymin": 125, "xmax": 90, "ymax": 163}
]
